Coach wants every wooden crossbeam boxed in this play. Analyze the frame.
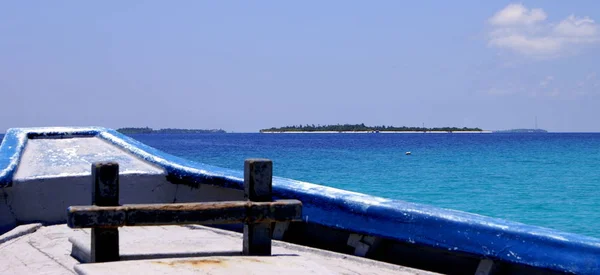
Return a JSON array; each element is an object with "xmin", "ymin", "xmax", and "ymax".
[
  {"xmin": 67, "ymin": 200, "xmax": 302, "ymax": 228},
  {"xmin": 67, "ymin": 159, "xmax": 301, "ymax": 263}
]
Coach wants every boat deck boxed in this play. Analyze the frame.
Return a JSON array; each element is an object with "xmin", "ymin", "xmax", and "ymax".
[
  {"xmin": 0, "ymin": 224, "xmax": 437, "ymax": 275},
  {"xmin": 2, "ymin": 127, "xmax": 600, "ymax": 274},
  {"xmin": 13, "ymin": 136, "xmax": 164, "ymax": 181}
]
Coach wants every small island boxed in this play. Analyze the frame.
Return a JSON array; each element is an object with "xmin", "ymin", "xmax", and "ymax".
[
  {"xmin": 493, "ymin": 129, "xmax": 548, "ymax": 133},
  {"xmin": 260, "ymin": 124, "xmax": 485, "ymax": 133},
  {"xmin": 117, "ymin": 127, "xmax": 226, "ymax": 135}
]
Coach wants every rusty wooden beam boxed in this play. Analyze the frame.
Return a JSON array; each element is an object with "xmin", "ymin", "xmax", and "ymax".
[
  {"xmin": 91, "ymin": 162, "xmax": 120, "ymax": 263},
  {"xmin": 67, "ymin": 200, "xmax": 302, "ymax": 228}
]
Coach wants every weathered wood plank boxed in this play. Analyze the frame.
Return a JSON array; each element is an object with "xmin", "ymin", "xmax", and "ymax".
[
  {"xmin": 91, "ymin": 162, "xmax": 120, "ymax": 262},
  {"xmin": 244, "ymin": 159, "xmax": 273, "ymax": 256},
  {"xmin": 67, "ymin": 200, "xmax": 302, "ymax": 228}
]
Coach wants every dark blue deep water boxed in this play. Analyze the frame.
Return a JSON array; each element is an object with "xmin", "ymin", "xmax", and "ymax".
[{"xmin": 127, "ymin": 133, "xmax": 600, "ymax": 238}]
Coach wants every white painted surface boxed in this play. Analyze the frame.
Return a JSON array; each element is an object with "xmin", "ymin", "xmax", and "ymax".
[
  {"xmin": 0, "ymin": 224, "xmax": 436, "ymax": 275},
  {"xmin": 0, "ymin": 175, "xmax": 244, "ymax": 233},
  {"xmin": 1, "ymin": 133, "xmax": 244, "ymax": 234},
  {"xmin": 0, "ymin": 223, "xmax": 41, "ymax": 244},
  {"xmin": 70, "ymin": 225, "xmax": 436, "ymax": 275},
  {"xmin": 13, "ymin": 137, "xmax": 164, "ymax": 180},
  {"xmin": 0, "ymin": 224, "xmax": 81, "ymax": 274}
]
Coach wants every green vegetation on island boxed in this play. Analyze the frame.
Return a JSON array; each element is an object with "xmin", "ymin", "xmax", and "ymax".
[
  {"xmin": 117, "ymin": 127, "xmax": 226, "ymax": 135},
  {"xmin": 493, "ymin": 129, "xmax": 548, "ymax": 133},
  {"xmin": 260, "ymin": 124, "xmax": 483, "ymax": 133}
]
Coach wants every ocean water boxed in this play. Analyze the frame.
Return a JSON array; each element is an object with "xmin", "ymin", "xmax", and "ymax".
[
  {"xmin": 2, "ymin": 133, "xmax": 599, "ymax": 238},
  {"xmin": 128, "ymin": 133, "xmax": 600, "ymax": 239}
]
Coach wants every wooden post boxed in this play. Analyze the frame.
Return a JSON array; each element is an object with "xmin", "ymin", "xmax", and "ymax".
[
  {"xmin": 91, "ymin": 162, "xmax": 120, "ymax": 262},
  {"xmin": 243, "ymin": 159, "xmax": 273, "ymax": 255}
]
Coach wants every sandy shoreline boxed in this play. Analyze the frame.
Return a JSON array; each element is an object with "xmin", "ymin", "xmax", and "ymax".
[{"xmin": 260, "ymin": 130, "xmax": 493, "ymax": 134}]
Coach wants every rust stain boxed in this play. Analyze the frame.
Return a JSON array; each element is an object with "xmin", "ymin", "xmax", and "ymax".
[
  {"xmin": 153, "ymin": 259, "xmax": 227, "ymax": 267},
  {"xmin": 242, "ymin": 258, "xmax": 264, "ymax": 263},
  {"xmin": 153, "ymin": 258, "xmax": 266, "ymax": 268}
]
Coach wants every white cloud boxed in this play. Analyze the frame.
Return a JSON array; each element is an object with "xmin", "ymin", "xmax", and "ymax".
[
  {"xmin": 489, "ymin": 4, "xmax": 547, "ymax": 26},
  {"xmin": 487, "ymin": 4, "xmax": 600, "ymax": 58},
  {"xmin": 489, "ymin": 34, "xmax": 561, "ymax": 56},
  {"xmin": 554, "ymin": 16, "xmax": 598, "ymax": 38}
]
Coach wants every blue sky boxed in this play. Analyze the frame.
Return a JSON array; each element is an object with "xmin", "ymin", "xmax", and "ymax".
[{"xmin": 1, "ymin": 1, "xmax": 599, "ymax": 132}]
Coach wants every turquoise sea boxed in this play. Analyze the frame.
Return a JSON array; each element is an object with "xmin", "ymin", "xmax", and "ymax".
[
  {"xmin": 128, "ymin": 132, "xmax": 600, "ymax": 239},
  {"xmin": 3, "ymin": 133, "xmax": 600, "ymax": 238}
]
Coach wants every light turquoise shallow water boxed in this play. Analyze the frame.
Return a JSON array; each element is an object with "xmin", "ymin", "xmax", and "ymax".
[{"xmin": 105, "ymin": 133, "xmax": 600, "ymax": 238}]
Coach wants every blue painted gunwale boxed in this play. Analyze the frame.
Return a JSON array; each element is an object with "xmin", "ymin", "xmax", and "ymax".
[{"xmin": 0, "ymin": 127, "xmax": 599, "ymax": 274}]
